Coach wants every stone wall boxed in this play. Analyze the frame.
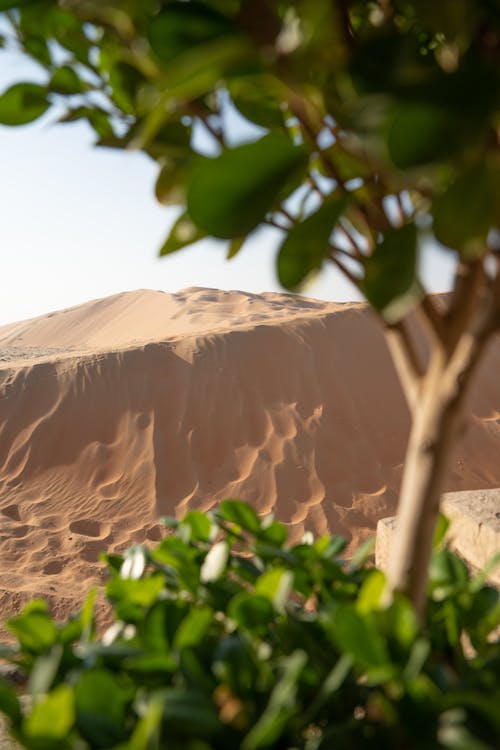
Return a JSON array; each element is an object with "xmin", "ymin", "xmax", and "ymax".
[{"xmin": 376, "ymin": 489, "xmax": 500, "ymax": 587}]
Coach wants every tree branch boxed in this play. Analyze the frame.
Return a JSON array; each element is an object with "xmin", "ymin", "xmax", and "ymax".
[
  {"xmin": 337, "ymin": 223, "xmax": 365, "ymax": 260},
  {"xmin": 335, "ymin": 0, "xmax": 354, "ymax": 51},
  {"xmin": 329, "ymin": 251, "xmax": 362, "ymax": 290},
  {"xmin": 445, "ymin": 260, "xmax": 486, "ymax": 355},
  {"xmin": 417, "ymin": 294, "xmax": 447, "ymax": 348},
  {"xmin": 385, "ymin": 320, "xmax": 424, "ymax": 412}
]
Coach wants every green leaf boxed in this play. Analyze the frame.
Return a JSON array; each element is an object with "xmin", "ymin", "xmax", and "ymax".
[
  {"xmin": 123, "ymin": 653, "xmax": 175, "ymax": 676},
  {"xmin": 230, "ymin": 82, "xmax": 284, "ymax": 129},
  {"xmin": 142, "ymin": 600, "xmax": 189, "ymax": 651},
  {"xmin": 86, "ymin": 108, "xmax": 114, "ymax": 141},
  {"xmin": 332, "ymin": 604, "xmax": 389, "ymax": 669},
  {"xmin": 147, "ymin": 121, "xmax": 192, "ymax": 159},
  {"xmin": 159, "ymin": 688, "xmax": 221, "ymax": 735},
  {"xmin": 23, "ymin": 35, "xmax": 51, "ymax": 67},
  {"xmin": 228, "ymin": 593, "xmax": 275, "ymax": 631},
  {"xmin": 362, "ymin": 223, "xmax": 420, "ymax": 322},
  {"xmin": 349, "ymin": 536, "xmax": 376, "ymax": 570},
  {"xmin": 356, "ymin": 570, "xmax": 386, "ymax": 614},
  {"xmin": 0, "ymin": 0, "xmax": 42, "ymax": 10},
  {"xmin": 242, "ymin": 650, "xmax": 307, "ymax": 750},
  {"xmin": 258, "ymin": 520, "xmax": 287, "ymax": 547},
  {"xmin": 433, "ymin": 165, "xmax": 497, "ymax": 258},
  {"xmin": 160, "ymin": 515, "xmax": 179, "ymax": 529},
  {"xmin": 155, "ymin": 158, "xmax": 187, "ymax": 206},
  {"xmin": 150, "ymin": 537, "xmax": 199, "ymax": 592},
  {"xmin": 0, "ymin": 679, "xmax": 22, "ymax": 725},
  {"xmin": 387, "ymin": 103, "xmax": 455, "ymax": 168},
  {"xmin": 7, "ymin": 600, "xmax": 58, "ymax": 654},
  {"xmin": 148, "ymin": 1, "xmax": 234, "ymax": 63},
  {"xmin": 158, "ymin": 211, "xmax": 206, "ymax": 256},
  {"xmin": 384, "ymin": 595, "xmax": 419, "ymax": 649},
  {"xmin": 218, "ymin": 499, "xmax": 261, "ymax": 534},
  {"xmin": 412, "ymin": 0, "xmax": 478, "ymax": 40},
  {"xmin": 213, "ymin": 634, "xmax": 257, "ymax": 691},
  {"xmin": 0, "ymin": 82, "xmax": 49, "ymax": 126},
  {"xmin": 106, "ymin": 575, "xmax": 165, "ymax": 608},
  {"xmin": 75, "ymin": 670, "xmax": 128, "ymax": 748},
  {"xmin": 433, "ymin": 513, "xmax": 450, "ymax": 550},
  {"xmin": 181, "ymin": 510, "xmax": 213, "ymax": 542},
  {"xmin": 301, "ymin": 653, "xmax": 353, "ymax": 724},
  {"xmin": 187, "ymin": 134, "xmax": 308, "ymax": 238},
  {"xmin": 404, "ymin": 637, "xmax": 431, "ymax": 680},
  {"xmin": 173, "ymin": 607, "xmax": 213, "ymax": 650},
  {"xmin": 126, "ymin": 695, "xmax": 163, "ymax": 750},
  {"xmin": 108, "ymin": 61, "xmax": 144, "ymax": 115},
  {"xmin": 429, "ymin": 549, "xmax": 469, "ymax": 600},
  {"xmin": 255, "ymin": 568, "xmax": 293, "ymax": 613},
  {"xmin": 49, "ymin": 65, "xmax": 87, "ymax": 95},
  {"xmin": 470, "ymin": 552, "xmax": 500, "ymax": 593},
  {"xmin": 315, "ymin": 535, "xmax": 347, "ymax": 559},
  {"xmin": 23, "ymin": 685, "xmax": 74, "ymax": 744},
  {"xmin": 226, "ymin": 236, "xmax": 246, "ymax": 260},
  {"xmin": 277, "ymin": 198, "xmax": 347, "ymax": 290},
  {"xmin": 28, "ymin": 644, "xmax": 63, "ymax": 696}
]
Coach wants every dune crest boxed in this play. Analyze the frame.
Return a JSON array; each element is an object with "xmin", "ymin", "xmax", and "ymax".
[{"xmin": 1, "ymin": 288, "xmax": 499, "ymax": 624}]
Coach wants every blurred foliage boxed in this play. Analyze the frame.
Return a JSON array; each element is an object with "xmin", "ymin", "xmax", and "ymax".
[
  {"xmin": 0, "ymin": 0, "xmax": 498, "ymax": 316},
  {"xmin": 0, "ymin": 501, "xmax": 498, "ymax": 748},
  {"xmin": 1, "ymin": 10, "xmax": 500, "ymax": 745}
]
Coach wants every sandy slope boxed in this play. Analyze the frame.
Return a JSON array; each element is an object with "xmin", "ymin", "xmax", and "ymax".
[{"xmin": 0, "ymin": 288, "xmax": 499, "ymax": 626}]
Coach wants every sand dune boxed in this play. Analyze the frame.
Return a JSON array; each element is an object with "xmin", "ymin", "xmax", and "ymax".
[{"xmin": 0, "ymin": 287, "xmax": 499, "ymax": 626}]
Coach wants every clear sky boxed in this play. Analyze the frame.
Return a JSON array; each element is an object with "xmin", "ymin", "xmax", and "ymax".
[{"xmin": 0, "ymin": 43, "xmax": 456, "ymax": 325}]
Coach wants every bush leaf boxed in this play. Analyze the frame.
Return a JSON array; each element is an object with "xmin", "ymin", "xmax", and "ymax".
[
  {"xmin": 218, "ymin": 499, "xmax": 261, "ymax": 534},
  {"xmin": 363, "ymin": 223, "xmax": 420, "ymax": 322},
  {"xmin": 159, "ymin": 211, "xmax": 206, "ymax": 256},
  {"xmin": 278, "ymin": 198, "xmax": 347, "ymax": 290},
  {"xmin": 187, "ymin": 134, "xmax": 308, "ymax": 238},
  {"xmin": 0, "ymin": 82, "xmax": 49, "ymax": 126},
  {"xmin": 148, "ymin": 1, "xmax": 234, "ymax": 63},
  {"xmin": 433, "ymin": 164, "xmax": 497, "ymax": 258}
]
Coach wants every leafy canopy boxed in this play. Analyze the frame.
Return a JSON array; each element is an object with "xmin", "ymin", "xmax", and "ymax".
[
  {"xmin": 0, "ymin": 0, "xmax": 498, "ymax": 317},
  {"xmin": 0, "ymin": 501, "xmax": 499, "ymax": 749}
]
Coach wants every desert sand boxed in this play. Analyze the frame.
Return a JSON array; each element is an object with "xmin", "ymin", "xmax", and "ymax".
[{"xmin": 1, "ymin": 287, "xmax": 499, "ymax": 627}]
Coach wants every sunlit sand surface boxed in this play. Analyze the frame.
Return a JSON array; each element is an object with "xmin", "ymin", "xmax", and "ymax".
[{"xmin": 1, "ymin": 288, "xmax": 499, "ymax": 629}]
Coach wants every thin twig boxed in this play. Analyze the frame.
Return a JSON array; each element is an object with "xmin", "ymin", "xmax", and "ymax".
[
  {"xmin": 331, "ymin": 244, "xmax": 363, "ymax": 264},
  {"xmin": 201, "ymin": 117, "xmax": 224, "ymax": 147},
  {"xmin": 385, "ymin": 319, "xmax": 424, "ymax": 412},
  {"xmin": 307, "ymin": 173, "xmax": 326, "ymax": 197},
  {"xmin": 265, "ymin": 216, "xmax": 289, "ymax": 231},
  {"xmin": 279, "ymin": 204, "xmax": 295, "ymax": 225},
  {"xmin": 445, "ymin": 260, "xmax": 485, "ymax": 354},
  {"xmin": 392, "ymin": 193, "xmax": 405, "ymax": 226},
  {"xmin": 329, "ymin": 250, "xmax": 362, "ymax": 290},
  {"xmin": 418, "ymin": 295, "xmax": 447, "ymax": 348},
  {"xmin": 337, "ymin": 223, "xmax": 364, "ymax": 259},
  {"xmin": 335, "ymin": 0, "xmax": 354, "ymax": 51}
]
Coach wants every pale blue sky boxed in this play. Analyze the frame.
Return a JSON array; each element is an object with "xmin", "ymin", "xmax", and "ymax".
[{"xmin": 0, "ymin": 43, "xmax": 455, "ymax": 325}]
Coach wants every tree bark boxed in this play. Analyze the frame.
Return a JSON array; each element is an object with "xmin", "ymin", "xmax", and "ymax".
[
  {"xmin": 385, "ymin": 353, "xmax": 463, "ymax": 617},
  {"xmin": 385, "ymin": 279, "xmax": 497, "ymax": 618}
]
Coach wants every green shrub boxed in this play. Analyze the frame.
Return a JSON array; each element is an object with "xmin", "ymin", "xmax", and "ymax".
[{"xmin": 1, "ymin": 500, "xmax": 499, "ymax": 749}]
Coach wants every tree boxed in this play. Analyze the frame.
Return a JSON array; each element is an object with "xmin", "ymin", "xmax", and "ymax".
[{"xmin": 0, "ymin": 0, "xmax": 499, "ymax": 617}]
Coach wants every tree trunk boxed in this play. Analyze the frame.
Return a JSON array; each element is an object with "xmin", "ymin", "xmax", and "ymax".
[
  {"xmin": 384, "ymin": 268, "xmax": 499, "ymax": 618},
  {"xmin": 385, "ymin": 352, "xmax": 468, "ymax": 618}
]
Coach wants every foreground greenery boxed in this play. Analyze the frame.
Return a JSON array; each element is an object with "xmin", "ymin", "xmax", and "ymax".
[
  {"xmin": 1, "ymin": 1, "xmax": 500, "ymax": 610},
  {"xmin": 0, "ymin": 501, "xmax": 499, "ymax": 749}
]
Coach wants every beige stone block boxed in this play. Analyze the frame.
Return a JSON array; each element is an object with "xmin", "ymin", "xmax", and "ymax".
[{"xmin": 376, "ymin": 489, "xmax": 500, "ymax": 586}]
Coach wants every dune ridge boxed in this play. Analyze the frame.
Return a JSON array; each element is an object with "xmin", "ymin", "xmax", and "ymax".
[{"xmin": 1, "ymin": 288, "xmax": 499, "ymax": 625}]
